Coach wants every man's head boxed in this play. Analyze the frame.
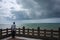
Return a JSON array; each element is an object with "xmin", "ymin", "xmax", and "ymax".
[{"xmin": 13, "ymin": 22, "xmax": 15, "ymax": 24}]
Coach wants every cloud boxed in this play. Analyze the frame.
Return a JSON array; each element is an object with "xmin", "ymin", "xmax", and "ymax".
[
  {"xmin": 35, "ymin": 0, "xmax": 60, "ymax": 18},
  {"xmin": 15, "ymin": 18, "xmax": 60, "ymax": 24},
  {"xmin": 0, "ymin": 0, "xmax": 34, "ymax": 20},
  {"xmin": 16, "ymin": 0, "xmax": 60, "ymax": 19},
  {"xmin": 0, "ymin": 0, "xmax": 60, "ymax": 23},
  {"xmin": 0, "ymin": 0, "xmax": 28, "ymax": 20},
  {"xmin": 13, "ymin": 0, "xmax": 42, "ymax": 19}
]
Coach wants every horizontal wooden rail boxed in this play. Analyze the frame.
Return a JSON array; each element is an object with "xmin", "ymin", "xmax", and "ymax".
[{"xmin": 0, "ymin": 26, "xmax": 60, "ymax": 40}]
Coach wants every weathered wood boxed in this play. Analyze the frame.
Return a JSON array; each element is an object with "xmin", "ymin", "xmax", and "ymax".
[
  {"xmin": 0, "ymin": 29, "xmax": 2, "ymax": 39},
  {"xmin": 37, "ymin": 27, "xmax": 40, "ymax": 37},
  {"xmin": 6, "ymin": 28, "xmax": 8, "ymax": 36},
  {"xmin": 44, "ymin": 29, "xmax": 46, "ymax": 38},
  {"xmin": 50, "ymin": 29, "xmax": 53, "ymax": 40},
  {"xmin": 0, "ymin": 27, "xmax": 60, "ymax": 40},
  {"xmin": 59, "ymin": 28, "xmax": 60, "ymax": 40},
  {"xmin": 51, "ymin": 29, "xmax": 53, "ymax": 38},
  {"xmin": 32, "ymin": 28, "xmax": 34, "ymax": 36},
  {"xmin": 27, "ymin": 28, "xmax": 29, "ymax": 35},
  {"xmin": 19, "ymin": 28, "xmax": 20, "ymax": 35}
]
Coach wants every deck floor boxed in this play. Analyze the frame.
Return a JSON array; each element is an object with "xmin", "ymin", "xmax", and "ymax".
[{"xmin": 1, "ymin": 36, "xmax": 42, "ymax": 40}]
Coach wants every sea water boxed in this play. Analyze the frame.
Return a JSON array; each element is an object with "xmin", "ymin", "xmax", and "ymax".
[{"xmin": 0, "ymin": 23, "xmax": 60, "ymax": 30}]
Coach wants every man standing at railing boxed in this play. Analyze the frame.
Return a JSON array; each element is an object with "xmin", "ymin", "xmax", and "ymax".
[{"xmin": 11, "ymin": 22, "xmax": 16, "ymax": 38}]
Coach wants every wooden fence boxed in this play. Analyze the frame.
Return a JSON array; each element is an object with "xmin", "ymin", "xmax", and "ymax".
[{"xmin": 0, "ymin": 26, "xmax": 60, "ymax": 40}]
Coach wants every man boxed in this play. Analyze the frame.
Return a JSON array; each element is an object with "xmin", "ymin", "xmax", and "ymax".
[{"xmin": 11, "ymin": 22, "xmax": 16, "ymax": 38}]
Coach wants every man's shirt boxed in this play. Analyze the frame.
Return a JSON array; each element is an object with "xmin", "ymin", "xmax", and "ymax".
[{"xmin": 11, "ymin": 24, "xmax": 16, "ymax": 31}]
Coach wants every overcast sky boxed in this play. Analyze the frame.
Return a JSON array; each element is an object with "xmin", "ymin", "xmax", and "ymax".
[{"xmin": 0, "ymin": 0, "xmax": 60, "ymax": 24}]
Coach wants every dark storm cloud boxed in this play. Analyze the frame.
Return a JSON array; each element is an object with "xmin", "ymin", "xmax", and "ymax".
[
  {"xmin": 34, "ymin": 0, "xmax": 60, "ymax": 18},
  {"xmin": 0, "ymin": 0, "xmax": 2, "ymax": 2},
  {"xmin": 12, "ymin": 11, "xmax": 32, "ymax": 20},
  {"xmin": 8, "ymin": 0, "xmax": 60, "ymax": 20},
  {"xmin": 0, "ymin": 0, "xmax": 60, "ymax": 23}
]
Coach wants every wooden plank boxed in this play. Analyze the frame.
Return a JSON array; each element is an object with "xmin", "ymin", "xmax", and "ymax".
[
  {"xmin": 0, "ymin": 29, "xmax": 2, "ymax": 39},
  {"xmin": 59, "ymin": 28, "xmax": 60, "ymax": 40},
  {"xmin": 44, "ymin": 29, "xmax": 46, "ymax": 38},
  {"xmin": 51, "ymin": 29, "xmax": 53, "ymax": 39},
  {"xmin": 37, "ymin": 27, "xmax": 40, "ymax": 37},
  {"xmin": 19, "ymin": 28, "xmax": 20, "ymax": 35},
  {"xmin": 0, "ymin": 27, "xmax": 59, "ymax": 40},
  {"xmin": 6, "ymin": 28, "xmax": 8, "ymax": 36},
  {"xmin": 27, "ymin": 28, "xmax": 29, "ymax": 36},
  {"xmin": 32, "ymin": 28, "xmax": 34, "ymax": 36}
]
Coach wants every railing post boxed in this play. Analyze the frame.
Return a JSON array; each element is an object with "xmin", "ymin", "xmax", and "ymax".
[
  {"xmin": 6, "ymin": 28, "xmax": 8, "ymax": 36},
  {"xmin": 19, "ymin": 28, "xmax": 20, "ymax": 36},
  {"xmin": 51, "ymin": 29, "xmax": 53, "ymax": 39},
  {"xmin": 0, "ymin": 29, "xmax": 2, "ymax": 39},
  {"xmin": 32, "ymin": 28, "xmax": 34, "ymax": 36},
  {"xmin": 27, "ymin": 28, "xmax": 29, "ymax": 36},
  {"xmin": 37, "ymin": 27, "xmax": 40, "ymax": 37},
  {"xmin": 44, "ymin": 29, "xmax": 46, "ymax": 38},
  {"xmin": 59, "ymin": 28, "xmax": 60, "ymax": 40},
  {"xmin": 23, "ymin": 26, "xmax": 25, "ymax": 36}
]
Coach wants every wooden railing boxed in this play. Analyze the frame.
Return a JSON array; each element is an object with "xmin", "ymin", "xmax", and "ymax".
[{"xmin": 0, "ymin": 26, "xmax": 60, "ymax": 40}]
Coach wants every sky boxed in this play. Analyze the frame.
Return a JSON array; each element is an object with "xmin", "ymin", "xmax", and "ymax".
[{"xmin": 0, "ymin": 0, "xmax": 60, "ymax": 24}]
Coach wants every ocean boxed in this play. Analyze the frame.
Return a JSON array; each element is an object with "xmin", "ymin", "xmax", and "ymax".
[{"xmin": 0, "ymin": 23, "xmax": 60, "ymax": 30}]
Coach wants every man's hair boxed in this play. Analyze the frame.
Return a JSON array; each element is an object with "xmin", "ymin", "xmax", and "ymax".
[{"xmin": 13, "ymin": 22, "xmax": 15, "ymax": 24}]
